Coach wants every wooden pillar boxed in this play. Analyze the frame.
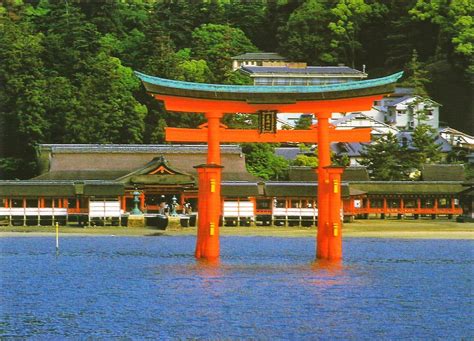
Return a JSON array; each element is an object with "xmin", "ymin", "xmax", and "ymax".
[
  {"xmin": 121, "ymin": 196, "xmax": 126, "ymax": 212},
  {"xmin": 325, "ymin": 166, "xmax": 344, "ymax": 261},
  {"xmin": 207, "ymin": 112, "xmax": 222, "ymax": 165},
  {"xmin": 140, "ymin": 193, "xmax": 145, "ymax": 211},
  {"xmin": 194, "ymin": 164, "xmax": 223, "ymax": 260},
  {"xmin": 195, "ymin": 112, "xmax": 223, "ymax": 260},
  {"xmin": 23, "ymin": 198, "xmax": 26, "ymax": 226},
  {"xmin": 382, "ymin": 197, "xmax": 387, "ymax": 219},
  {"xmin": 316, "ymin": 112, "xmax": 332, "ymax": 260},
  {"xmin": 432, "ymin": 197, "xmax": 438, "ymax": 219}
]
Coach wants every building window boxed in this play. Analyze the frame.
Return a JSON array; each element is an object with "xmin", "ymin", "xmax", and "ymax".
[
  {"xmin": 274, "ymin": 78, "xmax": 289, "ymax": 85},
  {"xmin": 387, "ymin": 199, "xmax": 400, "ymax": 208},
  {"xmin": 438, "ymin": 198, "xmax": 451, "ymax": 208},
  {"xmin": 369, "ymin": 198, "xmax": 383, "ymax": 208},
  {"xmin": 25, "ymin": 199, "xmax": 38, "ymax": 208},
  {"xmin": 404, "ymin": 199, "xmax": 417, "ymax": 208},
  {"xmin": 256, "ymin": 199, "xmax": 271, "ymax": 210},
  {"xmin": 421, "ymin": 198, "xmax": 434, "ymax": 208},
  {"xmin": 255, "ymin": 77, "xmax": 272, "ymax": 85},
  {"xmin": 309, "ymin": 79, "xmax": 323, "ymax": 85},
  {"xmin": 11, "ymin": 199, "xmax": 23, "ymax": 208},
  {"xmin": 274, "ymin": 199, "xmax": 286, "ymax": 208},
  {"xmin": 291, "ymin": 78, "xmax": 306, "ymax": 85}
]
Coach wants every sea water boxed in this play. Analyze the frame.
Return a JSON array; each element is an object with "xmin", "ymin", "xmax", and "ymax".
[{"xmin": 1, "ymin": 236, "xmax": 472, "ymax": 339}]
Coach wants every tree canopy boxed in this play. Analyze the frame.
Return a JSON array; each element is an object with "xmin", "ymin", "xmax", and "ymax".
[{"xmin": 0, "ymin": 0, "xmax": 472, "ymax": 179}]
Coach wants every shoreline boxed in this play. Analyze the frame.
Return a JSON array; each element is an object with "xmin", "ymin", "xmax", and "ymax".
[{"xmin": 1, "ymin": 220, "xmax": 473, "ymax": 239}]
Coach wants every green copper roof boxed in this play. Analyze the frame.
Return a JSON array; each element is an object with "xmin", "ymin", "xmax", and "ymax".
[
  {"xmin": 135, "ymin": 71, "xmax": 402, "ymax": 94},
  {"xmin": 135, "ymin": 71, "xmax": 403, "ymax": 103}
]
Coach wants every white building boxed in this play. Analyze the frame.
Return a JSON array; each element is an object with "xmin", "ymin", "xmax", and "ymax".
[
  {"xmin": 439, "ymin": 127, "xmax": 474, "ymax": 150},
  {"xmin": 331, "ymin": 112, "xmax": 399, "ymax": 136},
  {"xmin": 231, "ymin": 52, "xmax": 287, "ymax": 71},
  {"xmin": 384, "ymin": 96, "xmax": 440, "ymax": 130}
]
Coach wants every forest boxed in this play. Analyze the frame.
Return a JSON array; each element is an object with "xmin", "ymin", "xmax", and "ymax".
[{"xmin": 0, "ymin": 0, "xmax": 472, "ymax": 180}]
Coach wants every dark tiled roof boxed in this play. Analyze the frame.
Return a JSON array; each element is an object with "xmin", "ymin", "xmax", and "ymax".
[
  {"xmin": 288, "ymin": 167, "xmax": 316, "ymax": 181},
  {"xmin": 289, "ymin": 166, "xmax": 369, "ymax": 182},
  {"xmin": 241, "ymin": 66, "xmax": 366, "ymax": 76},
  {"xmin": 231, "ymin": 52, "xmax": 286, "ymax": 60},
  {"xmin": 421, "ymin": 164, "xmax": 465, "ymax": 181},
  {"xmin": 222, "ymin": 172, "xmax": 260, "ymax": 182},
  {"xmin": 275, "ymin": 147, "xmax": 303, "ymax": 160},
  {"xmin": 342, "ymin": 167, "xmax": 370, "ymax": 181},
  {"xmin": 117, "ymin": 156, "xmax": 195, "ymax": 185},
  {"xmin": 33, "ymin": 170, "xmax": 128, "ymax": 180},
  {"xmin": 397, "ymin": 132, "xmax": 452, "ymax": 153},
  {"xmin": 39, "ymin": 144, "xmax": 242, "ymax": 154},
  {"xmin": 350, "ymin": 181, "xmax": 464, "ymax": 194},
  {"xmin": 0, "ymin": 181, "xmax": 124, "ymax": 196},
  {"xmin": 264, "ymin": 182, "xmax": 350, "ymax": 197},
  {"xmin": 221, "ymin": 182, "xmax": 260, "ymax": 196}
]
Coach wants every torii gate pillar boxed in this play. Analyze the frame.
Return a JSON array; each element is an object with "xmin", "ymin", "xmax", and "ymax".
[
  {"xmin": 315, "ymin": 112, "xmax": 344, "ymax": 260},
  {"xmin": 194, "ymin": 112, "xmax": 223, "ymax": 260}
]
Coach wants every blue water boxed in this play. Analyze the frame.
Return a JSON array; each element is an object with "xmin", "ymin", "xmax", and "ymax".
[{"xmin": 1, "ymin": 236, "xmax": 472, "ymax": 340}]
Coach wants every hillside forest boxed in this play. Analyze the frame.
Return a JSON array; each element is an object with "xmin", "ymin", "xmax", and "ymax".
[{"xmin": 0, "ymin": 0, "xmax": 472, "ymax": 180}]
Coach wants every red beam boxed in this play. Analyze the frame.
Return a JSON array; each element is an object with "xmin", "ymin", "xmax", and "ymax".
[
  {"xmin": 166, "ymin": 127, "xmax": 371, "ymax": 143},
  {"xmin": 155, "ymin": 94, "xmax": 384, "ymax": 114}
]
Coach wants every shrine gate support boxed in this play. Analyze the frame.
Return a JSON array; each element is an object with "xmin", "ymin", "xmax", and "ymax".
[{"xmin": 136, "ymin": 71, "xmax": 402, "ymax": 261}]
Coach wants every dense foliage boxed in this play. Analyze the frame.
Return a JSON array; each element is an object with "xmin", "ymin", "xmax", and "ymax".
[{"xmin": 0, "ymin": 0, "xmax": 472, "ymax": 180}]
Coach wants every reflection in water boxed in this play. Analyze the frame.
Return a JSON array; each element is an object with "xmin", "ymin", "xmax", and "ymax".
[{"xmin": 1, "ymin": 236, "xmax": 472, "ymax": 339}]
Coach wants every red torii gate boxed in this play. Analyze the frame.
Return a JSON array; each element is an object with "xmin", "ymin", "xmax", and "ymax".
[{"xmin": 136, "ymin": 71, "xmax": 402, "ymax": 261}]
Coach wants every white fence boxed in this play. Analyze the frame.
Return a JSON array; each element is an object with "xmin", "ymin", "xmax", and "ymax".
[
  {"xmin": 0, "ymin": 207, "xmax": 68, "ymax": 216},
  {"xmin": 89, "ymin": 201, "xmax": 121, "ymax": 218},
  {"xmin": 223, "ymin": 201, "xmax": 254, "ymax": 218},
  {"xmin": 273, "ymin": 207, "xmax": 318, "ymax": 217}
]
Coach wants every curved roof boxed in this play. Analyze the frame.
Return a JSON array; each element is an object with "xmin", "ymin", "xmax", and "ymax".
[{"xmin": 135, "ymin": 71, "xmax": 403, "ymax": 103}]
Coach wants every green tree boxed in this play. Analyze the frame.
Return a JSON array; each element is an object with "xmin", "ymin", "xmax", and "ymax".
[
  {"xmin": 410, "ymin": 0, "xmax": 474, "ymax": 62},
  {"xmin": 35, "ymin": 3, "xmax": 102, "ymax": 77},
  {"xmin": 225, "ymin": 0, "xmax": 267, "ymax": 50},
  {"xmin": 359, "ymin": 133, "xmax": 412, "ymax": 180},
  {"xmin": 294, "ymin": 115, "xmax": 313, "ymax": 129},
  {"xmin": 191, "ymin": 23, "xmax": 258, "ymax": 82},
  {"xmin": 64, "ymin": 53, "xmax": 147, "ymax": 144},
  {"xmin": 328, "ymin": 0, "xmax": 386, "ymax": 68},
  {"xmin": 176, "ymin": 59, "xmax": 213, "ymax": 83},
  {"xmin": 292, "ymin": 154, "xmax": 318, "ymax": 167},
  {"xmin": 278, "ymin": 0, "xmax": 336, "ymax": 64},
  {"xmin": 241, "ymin": 143, "xmax": 289, "ymax": 180},
  {"xmin": 399, "ymin": 49, "xmax": 431, "ymax": 96},
  {"xmin": 410, "ymin": 124, "xmax": 443, "ymax": 169},
  {"xmin": 0, "ymin": 16, "xmax": 48, "ymax": 179}
]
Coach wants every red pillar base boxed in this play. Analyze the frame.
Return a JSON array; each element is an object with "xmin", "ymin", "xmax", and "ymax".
[
  {"xmin": 317, "ymin": 166, "xmax": 344, "ymax": 261},
  {"xmin": 194, "ymin": 164, "xmax": 223, "ymax": 260}
]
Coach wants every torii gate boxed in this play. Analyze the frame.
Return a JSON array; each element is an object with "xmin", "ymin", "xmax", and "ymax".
[{"xmin": 136, "ymin": 71, "xmax": 402, "ymax": 261}]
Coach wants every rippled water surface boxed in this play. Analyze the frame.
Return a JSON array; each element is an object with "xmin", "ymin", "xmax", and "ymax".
[{"xmin": 1, "ymin": 236, "xmax": 473, "ymax": 340}]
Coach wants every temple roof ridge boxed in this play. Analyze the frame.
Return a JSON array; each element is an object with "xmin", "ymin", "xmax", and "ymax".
[{"xmin": 135, "ymin": 71, "xmax": 403, "ymax": 95}]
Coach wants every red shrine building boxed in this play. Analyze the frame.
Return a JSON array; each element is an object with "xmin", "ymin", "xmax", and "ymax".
[{"xmin": 0, "ymin": 143, "xmax": 465, "ymax": 226}]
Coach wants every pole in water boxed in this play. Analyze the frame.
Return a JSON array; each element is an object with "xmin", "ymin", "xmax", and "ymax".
[{"xmin": 55, "ymin": 222, "xmax": 59, "ymax": 252}]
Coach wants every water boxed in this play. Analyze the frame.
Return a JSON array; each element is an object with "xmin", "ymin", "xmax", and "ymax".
[{"xmin": 1, "ymin": 236, "xmax": 472, "ymax": 340}]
